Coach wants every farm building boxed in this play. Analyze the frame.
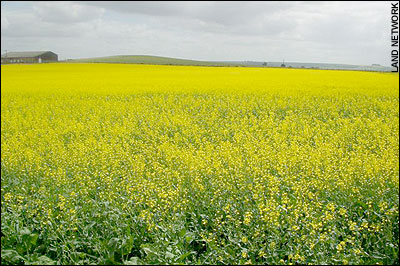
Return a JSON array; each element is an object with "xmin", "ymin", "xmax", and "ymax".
[{"xmin": 1, "ymin": 51, "xmax": 58, "ymax": 64}]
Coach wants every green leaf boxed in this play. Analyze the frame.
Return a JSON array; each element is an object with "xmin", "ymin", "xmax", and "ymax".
[
  {"xmin": 1, "ymin": 249, "xmax": 25, "ymax": 264},
  {"xmin": 108, "ymin": 237, "xmax": 119, "ymax": 251},
  {"xmin": 124, "ymin": 256, "xmax": 141, "ymax": 265},
  {"xmin": 20, "ymin": 227, "xmax": 31, "ymax": 235},
  {"xmin": 165, "ymin": 251, "xmax": 175, "ymax": 259},
  {"xmin": 185, "ymin": 232, "xmax": 195, "ymax": 244},
  {"xmin": 178, "ymin": 228, "xmax": 186, "ymax": 238},
  {"xmin": 121, "ymin": 236, "xmax": 134, "ymax": 255},
  {"xmin": 176, "ymin": 251, "xmax": 196, "ymax": 263},
  {"xmin": 142, "ymin": 247, "xmax": 159, "ymax": 256},
  {"xmin": 30, "ymin": 233, "xmax": 39, "ymax": 245},
  {"xmin": 30, "ymin": 255, "xmax": 56, "ymax": 265}
]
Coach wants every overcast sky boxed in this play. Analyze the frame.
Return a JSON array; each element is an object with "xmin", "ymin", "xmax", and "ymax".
[{"xmin": 1, "ymin": 1, "xmax": 393, "ymax": 66}]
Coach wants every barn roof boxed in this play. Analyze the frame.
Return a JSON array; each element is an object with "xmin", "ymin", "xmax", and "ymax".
[{"xmin": 1, "ymin": 51, "xmax": 55, "ymax": 58}]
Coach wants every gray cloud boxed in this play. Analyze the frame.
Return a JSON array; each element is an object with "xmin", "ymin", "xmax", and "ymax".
[
  {"xmin": 1, "ymin": 1, "xmax": 392, "ymax": 65},
  {"xmin": 33, "ymin": 1, "xmax": 104, "ymax": 24},
  {"xmin": 2, "ymin": 2, "xmax": 104, "ymax": 38}
]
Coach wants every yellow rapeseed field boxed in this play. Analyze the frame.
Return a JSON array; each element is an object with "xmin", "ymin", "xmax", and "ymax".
[{"xmin": 1, "ymin": 63, "xmax": 399, "ymax": 265}]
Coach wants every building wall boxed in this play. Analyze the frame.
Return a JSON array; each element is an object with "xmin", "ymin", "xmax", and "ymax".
[
  {"xmin": 39, "ymin": 52, "xmax": 58, "ymax": 62},
  {"xmin": 1, "ymin": 53, "xmax": 58, "ymax": 64},
  {"xmin": 1, "ymin": 57, "xmax": 39, "ymax": 64}
]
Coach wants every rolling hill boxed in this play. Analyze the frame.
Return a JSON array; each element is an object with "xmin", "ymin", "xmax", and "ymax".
[
  {"xmin": 65, "ymin": 55, "xmax": 243, "ymax": 67},
  {"xmin": 64, "ymin": 55, "xmax": 394, "ymax": 72}
]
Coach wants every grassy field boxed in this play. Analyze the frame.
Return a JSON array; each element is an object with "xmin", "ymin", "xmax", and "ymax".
[
  {"xmin": 67, "ymin": 55, "xmax": 242, "ymax": 67},
  {"xmin": 1, "ymin": 63, "xmax": 399, "ymax": 265}
]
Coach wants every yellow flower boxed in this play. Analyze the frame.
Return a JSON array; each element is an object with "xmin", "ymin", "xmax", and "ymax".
[
  {"xmin": 1, "ymin": 62, "xmax": 398, "ymax": 266},
  {"xmin": 349, "ymin": 221, "xmax": 357, "ymax": 231},
  {"xmin": 4, "ymin": 193, "xmax": 13, "ymax": 202},
  {"xmin": 258, "ymin": 250, "xmax": 266, "ymax": 258},
  {"xmin": 353, "ymin": 248, "xmax": 361, "ymax": 255},
  {"xmin": 244, "ymin": 211, "xmax": 252, "ymax": 226}
]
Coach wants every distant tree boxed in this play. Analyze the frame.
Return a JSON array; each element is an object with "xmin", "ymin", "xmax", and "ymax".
[{"xmin": 262, "ymin": 62, "xmax": 268, "ymax": 66}]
